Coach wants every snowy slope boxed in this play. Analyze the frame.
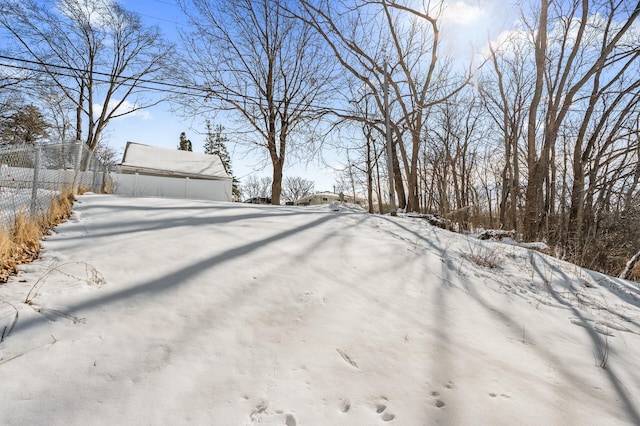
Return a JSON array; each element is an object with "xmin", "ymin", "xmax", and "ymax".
[{"xmin": 1, "ymin": 194, "xmax": 639, "ymax": 425}]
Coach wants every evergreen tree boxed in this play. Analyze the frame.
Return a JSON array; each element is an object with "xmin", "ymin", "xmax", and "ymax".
[
  {"xmin": 203, "ymin": 121, "xmax": 231, "ymax": 171},
  {"xmin": 178, "ymin": 131, "xmax": 192, "ymax": 151},
  {"xmin": 203, "ymin": 120, "xmax": 240, "ymax": 200},
  {"xmin": 0, "ymin": 104, "xmax": 49, "ymax": 145}
]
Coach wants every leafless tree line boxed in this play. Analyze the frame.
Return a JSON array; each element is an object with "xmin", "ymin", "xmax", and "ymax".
[{"xmin": 294, "ymin": 0, "xmax": 640, "ymax": 276}]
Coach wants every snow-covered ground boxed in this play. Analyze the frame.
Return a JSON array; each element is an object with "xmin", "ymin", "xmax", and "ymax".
[{"xmin": 1, "ymin": 194, "xmax": 639, "ymax": 425}]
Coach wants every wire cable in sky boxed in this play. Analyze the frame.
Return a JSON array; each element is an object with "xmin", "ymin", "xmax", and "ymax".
[{"xmin": 0, "ymin": 54, "xmax": 357, "ymax": 116}]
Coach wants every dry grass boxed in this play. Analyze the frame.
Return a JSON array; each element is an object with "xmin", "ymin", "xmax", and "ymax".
[
  {"xmin": 76, "ymin": 184, "xmax": 91, "ymax": 195},
  {"xmin": 0, "ymin": 187, "xmax": 76, "ymax": 283},
  {"xmin": 465, "ymin": 243, "xmax": 502, "ymax": 270},
  {"xmin": 102, "ymin": 177, "xmax": 114, "ymax": 195}
]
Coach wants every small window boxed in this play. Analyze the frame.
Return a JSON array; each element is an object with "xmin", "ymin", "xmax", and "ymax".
[{"xmin": 322, "ymin": 197, "xmax": 328, "ymax": 201}]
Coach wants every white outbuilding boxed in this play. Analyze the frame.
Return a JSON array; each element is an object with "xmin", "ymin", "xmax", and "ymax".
[{"xmin": 112, "ymin": 142, "xmax": 232, "ymax": 201}]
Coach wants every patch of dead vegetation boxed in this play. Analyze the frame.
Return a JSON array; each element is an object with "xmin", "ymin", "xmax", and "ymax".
[{"xmin": 1, "ymin": 187, "xmax": 76, "ymax": 283}]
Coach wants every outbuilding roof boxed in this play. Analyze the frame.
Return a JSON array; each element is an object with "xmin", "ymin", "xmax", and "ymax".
[{"xmin": 117, "ymin": 142, "xmax": 231, "ymax": 180}]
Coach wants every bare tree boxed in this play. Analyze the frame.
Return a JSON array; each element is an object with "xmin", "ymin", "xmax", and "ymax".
[
  {"xmin": 242, "ymin": 175, "xmax": 273, "ymax": 202},
  {"xmin": 474, "ymin": 0, "xmax": 640, "ymax": 276},
  {"xmin": 479, "ymin": 37, "xmax": 533, "ymax": 231},
  {"xmin": 291, "ymin": 0, "xmax": 471, "ymax": 212},
  {"xmin": 423, "ymin": 90, "xmax": 484, "ymax": 228},
  {"xmin": 179, "ymin": 0, "xmax": 332, "ymax": 205},
  {"xmin": 520, "ymin": 0, "xmax": 640, "ymax": 240},
  {"xmin": 94, "ymin": 143, "xmax": 120, "ymax": 172},
  {"xmin": 282, "ymin": 176, "xmax": 315, "ymax": 203},
  {"xmin": 0, "ymin": 0, "xmax": 175, "ymax": 151},
  {"xmin": 341, "ymin": 90, "xmax": 385, "ymax": 213},
  {"xmin": 0, "ymin": 52, "xmax": 33, "ymax": 93}
]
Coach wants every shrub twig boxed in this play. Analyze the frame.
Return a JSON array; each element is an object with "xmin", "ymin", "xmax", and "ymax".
[{"xmin": 24, "ymin": 261, "xmax": 104, "ymax": 305}]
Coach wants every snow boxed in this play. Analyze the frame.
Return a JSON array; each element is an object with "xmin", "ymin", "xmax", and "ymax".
[
  {"xmin": 497, "ymin": 236, "xmax": 549, "ymax": 251},
  {"xmin": 1, "ymin": 194, "xmax": 640, "ymax": 425},
  {"xmin": 118, "ymin": 142, "xmax": 230, "ymax": 180}
]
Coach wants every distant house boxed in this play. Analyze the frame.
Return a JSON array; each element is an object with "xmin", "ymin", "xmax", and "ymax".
[
  {"xmin": 295, "ymin": 191, "xmax": 366, "ymax": 206},
  {"xmin": 244, "ymin": 197, "xmax": 272, "ymax": 204},
  {"xmin": 112, "ymin": 142, "xmax": 232, "ymax": 201},
  {"xmin": 295, "ymin": 191, "xmax": 341, "ymax": 206}
]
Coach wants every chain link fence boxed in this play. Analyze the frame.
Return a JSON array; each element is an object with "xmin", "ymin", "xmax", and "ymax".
[{"xmin": 0, "ymin": 141, "xmax": 110, "ymax": 229}]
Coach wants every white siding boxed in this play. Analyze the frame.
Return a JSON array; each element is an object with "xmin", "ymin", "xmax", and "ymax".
[{"xmin": 111, "ymin": 173, "xmax": 232, "ymax": 202}]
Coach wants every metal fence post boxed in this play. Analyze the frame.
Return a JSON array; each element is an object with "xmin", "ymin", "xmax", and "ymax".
[
  {"xmin": 29, "ymin": 146, "xmax": 41, "ymax": 217},
  {"xmin": 72, "ymin": 141, "xmax": 84, "ymax": 192},
  {"xmin": 1, "ymin": 141, "xmax": 111, "ymax": 231}
]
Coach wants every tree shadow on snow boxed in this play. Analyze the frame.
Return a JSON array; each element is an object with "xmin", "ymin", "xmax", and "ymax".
[
  {"xmin": 6, "ymin": 211, "xmax": 339, "ymax": 346},
  {"xmin": 371, "ymin": 215, "xmax": 640, "ymax": 424}
]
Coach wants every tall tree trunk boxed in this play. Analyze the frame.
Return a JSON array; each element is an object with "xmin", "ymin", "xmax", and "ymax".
[
  {"xmin": 511, "ymin": 126, "xmax": 519, "ymax": 230},
  {"xmin": 392, "ymin": 138, "xmax": 406, "ymax": 210},
  {"xmin": 406, "ymin": 129, "xmax": 421, "ymax": 212},
  {"xmin": 375, "ymin": 154, "xmax": 384, "ymax": 213},
  {"xmin": 366, "ymin": 132, "xmax": 374, "ymax": 214},
  {"xmin": 271, "ymin": 162, "xmax": 283, "ymax": 205},
  {"xmin": 75, "ymin": 83, "xmax": 84, "ymax": 142},
  {"xmin": 523, "ymin": 0, "xmax": 548, "ymax": 241}
]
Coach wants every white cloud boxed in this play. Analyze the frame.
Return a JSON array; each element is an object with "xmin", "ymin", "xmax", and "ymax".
[
  {"xmin": 0, "ymin": 63, "xmax": 27, "ymax": 80},
  {"xmin": 57, "ymin": 0, "xmax": 114, "ymax": 29},
  {"xmin": 93, "ymin": 99, "xmax": 153, "ymax": 121},
  {"xmin": 480, "ymin": 27, "xmax": 532, "ymax": 60},
  {"xmin": 441, "ymin": 1, "xmax": 486, "ymax": 25},
  {"xmin": 431, "ymin": 0, "xmax": 521, "ymax": 62}
]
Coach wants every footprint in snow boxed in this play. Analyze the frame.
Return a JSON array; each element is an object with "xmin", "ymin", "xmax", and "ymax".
[
  {"xmin": 249, "ymin": 400, "xmax": 268, "ymax": 422},
  {"xmin": 249, "ymin": 400, "xmax": 296, "ymax": 425},
  {"xmin": 432, "ymin": 384, "xmax": 452, "ymax": 408},
  {"xmin": 489, "ymin": 393, "xmax": 512, "ymax": 399},
  {"xmin": 374, "ymin": 399, "xmax": 396, "ymax": 421},
  {"xmin": 285, "ymin": 413, "xmax": 297, "ymax": 426}
]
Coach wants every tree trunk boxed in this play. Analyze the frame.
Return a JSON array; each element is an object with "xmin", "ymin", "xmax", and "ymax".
[
  {"xmin": 75, "ymin": 83, "xmax": 84, "ymax": 142},
  {"xmin": 271, "ymin": 159, "xmax": 283, "ymax": 205},
  {"xmin": 366, "ymin": 133, "xmax": 374, "ymax": 214},
  {"xmin": 392, "ymin": 139, "xmax": 406, "ymax": 210},
  {"xmin": 523, "ymin": 0, "xmax": 548, "ymax": 241},
  {"xmin": 406, "ymin": 131, "xmax": 421, "ymax": 212},
  {"xmin": 375, "ymin": 154, "xmax": 384, "ymax": 213},
  {"xmin": 510, "ymin": 127, "xmax": 519, "ymax": 231}
]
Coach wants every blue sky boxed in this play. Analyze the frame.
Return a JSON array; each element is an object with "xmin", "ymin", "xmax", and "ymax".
[
  {"xmin": 108, "ymin": 0, "xmax": 345, "ymax": 191},
  {"xmin": 9, "ymin": 0, "xmax": 520, "ymax": 192},
  {"xmin": 107, "ymin": 0, "xmax": 522, "ymax": 192}
]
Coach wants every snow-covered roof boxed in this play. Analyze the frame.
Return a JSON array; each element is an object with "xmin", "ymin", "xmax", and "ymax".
[{"xmin": 117, "ymin": 142, "xmax": 231, "ymax": 180}]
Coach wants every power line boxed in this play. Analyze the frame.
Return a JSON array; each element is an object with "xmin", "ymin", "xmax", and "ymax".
[
  {"xmin": 0, "ymin": 54, "xmax": 355, "ymax": 115},
  {"xmin": 140, "ymin": 0, "xmax": 197, "ymax": 28},
  {"xmin": 0, "ymin": 60, "xmax": 206, "ymax": 98},
  {"xmin": 137, "ymin": 12, "xmax": 188, "ymax": 27},
  {"xmin": 2, "ymin": 54, "xmax": 625, "ymax": 118},
  {"xmin": 0, "ymin": 54, "xmax": 200, "ymax": 93},
  {"xmin": 151, "ymin": 0, "xmax": 182, "ymax": 9}
]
